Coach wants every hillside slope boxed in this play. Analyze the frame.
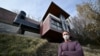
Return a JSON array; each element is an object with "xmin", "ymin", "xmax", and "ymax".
[
  {"xmin": 0, "ymin": 33, "xmax": 47, "ymax": 56},
  {"xmin": 37, "ymin": 42, "xmax": 100, "ymax": 56},
  {"xmin": 0, "ymin": 33, "xmax": 100, "ymax": 56},
  {"xmin": 37, "ymin": 43, "xmax": 59, "ymax": 56}
]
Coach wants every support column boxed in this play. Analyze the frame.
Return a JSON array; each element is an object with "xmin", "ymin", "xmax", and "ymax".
[{"xmin": 17, "ymin": 25, "xmax": 25, "ymax": 34}]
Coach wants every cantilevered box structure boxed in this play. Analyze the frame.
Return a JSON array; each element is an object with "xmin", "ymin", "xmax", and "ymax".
[{"xmin": 40, "ymin": 2, "xmax": 70, "ymax": 43}]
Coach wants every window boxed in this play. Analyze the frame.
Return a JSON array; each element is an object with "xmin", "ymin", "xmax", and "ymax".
[
  {"xmin": 20, "ymin": 15, "xmax": 25, "ymax": 19},
  {"xmin": 51, "ymin": 17, "xmax": 62, "ymax": 31}
]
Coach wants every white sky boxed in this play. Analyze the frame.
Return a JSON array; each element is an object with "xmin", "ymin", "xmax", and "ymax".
[{"xmin": 0, "ymin": 0, "xmax": 87, "ymax": 21}]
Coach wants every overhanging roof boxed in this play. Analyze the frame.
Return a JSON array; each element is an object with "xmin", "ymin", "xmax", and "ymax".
[{"xmin": 42, "ymin": 2, "xmax": 70, "ymax": 21}]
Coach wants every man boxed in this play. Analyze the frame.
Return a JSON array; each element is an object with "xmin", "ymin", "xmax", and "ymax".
[{"xmin": 58, "ymin": 31, "xmax": 84, "ymax": 56}]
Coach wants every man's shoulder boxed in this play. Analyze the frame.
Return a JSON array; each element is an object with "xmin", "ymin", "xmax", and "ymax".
[
  {"xmin": 59, "ymin": 41, "xmax": 79, "ymax": 44},
  {"xmin": 59, "ymin": 42, "xmax": 65, "ymax": 46},
  {"xmin": 72, "ymin": 41, "xmax": 80, "ymax": 45}
]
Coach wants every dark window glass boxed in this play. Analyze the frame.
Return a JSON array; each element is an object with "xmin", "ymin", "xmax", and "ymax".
[
  {"xmin": 20, "ymin": 15, "xmax": 25, "ymax": 19},
  {"xmin": 51, "ymin": 18, "xmax": 62, "ymax": 31}
]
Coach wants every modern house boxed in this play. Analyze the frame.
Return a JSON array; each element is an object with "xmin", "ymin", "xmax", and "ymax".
[
  {"xmin": 40, "ymin": 2, "xmax": 70, "ymax": 42},
  {"xmin": 0, "ymin": 2, "xmax": 70, "ymax": 43}
]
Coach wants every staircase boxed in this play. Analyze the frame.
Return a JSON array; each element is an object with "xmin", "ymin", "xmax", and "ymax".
[{"xmin": 37, "ymin": 43, "xmax": 59, "ymax": 56}]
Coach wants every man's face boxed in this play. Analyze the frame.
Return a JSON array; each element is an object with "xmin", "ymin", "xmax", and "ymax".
[
  {"xmin": 63, "ymin": 31, "xmax": 69, "ymax": 36},
  {"xmin": 62, "ymin": 31, "xmax": 70, "ymax": 40}
]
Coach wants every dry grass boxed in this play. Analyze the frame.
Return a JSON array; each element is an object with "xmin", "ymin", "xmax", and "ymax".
[
  {"xmin": 0, "ymin": 33, "xmax": 100, "ymax": 56},
  {"xmin": 0, "ymin": 33, "xmax": 47, "ymax": 56},
  {"xmin": 83, "ymin": 46, "xmax": 100, "ymax": 56}
]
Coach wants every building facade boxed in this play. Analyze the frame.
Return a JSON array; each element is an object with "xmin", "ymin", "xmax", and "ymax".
[
  {"xmin": 0, "ymin": 2, "xmax": 70, "ymax": 43},
  {"xmin": 40, "ymin": 2, "xmax": 70, "ymax": 42}
]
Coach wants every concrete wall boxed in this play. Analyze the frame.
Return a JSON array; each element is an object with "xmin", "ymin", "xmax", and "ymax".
[{"xmin": 0, "ymin": 22, "xmax": 40, "ymax": 38}]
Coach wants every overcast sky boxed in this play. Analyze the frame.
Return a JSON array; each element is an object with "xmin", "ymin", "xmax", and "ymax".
[{"xmin": 0, "ymin": 0, "xmax": 87, "ymax": 21}]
